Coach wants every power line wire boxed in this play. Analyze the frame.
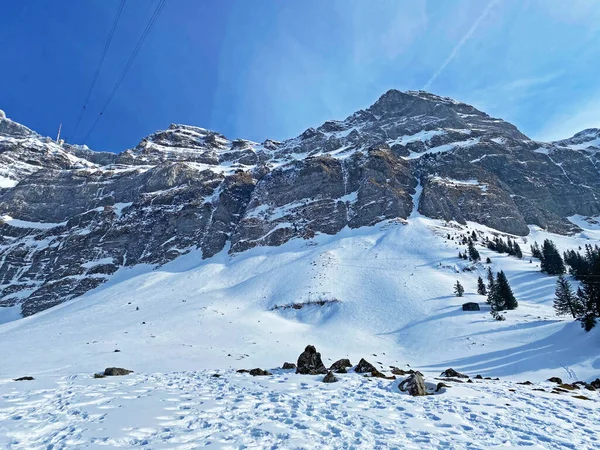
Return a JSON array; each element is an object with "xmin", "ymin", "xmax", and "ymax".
[
  {"xmin": 81, "ymin": 0, "xmax": 167, "ymax": 144},
  {"xmin": 70, "ymin": 0, "xmax": 127, "ymax": 141}
]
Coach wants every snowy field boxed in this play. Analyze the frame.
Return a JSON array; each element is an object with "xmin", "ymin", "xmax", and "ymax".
[
  {"xmin": 1, "ymin": 370, "xmax": 599, "ymax": 449},
  {"xmin": 0, "ymin": 212, "xmax": 599, "ymax": 448}
]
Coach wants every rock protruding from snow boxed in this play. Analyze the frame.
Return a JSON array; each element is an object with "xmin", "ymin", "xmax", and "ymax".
[
  {"xmin": 282, "ymin": 362, "xmax": 296, "ymax": 370},
  {"xmin": 322, "ymin": 371, "xmax": 338, "ymax": 383},
  {"xmin": 249, "ymin": 368, "xmax": 272, "ymax": 376},
  {"xmin": 296, "ymin": 345, "xmax": 327, "ymax": 375},
  {"xmin": 355, "ymin": 358, "xmax": 377, "ymax": 373},
  {"xmin": 399, "ymin": 372, "xmax": 427, "ymax": 396},
  {"xmin": 329, "ymin": 359, "xmax": 352, "ymax": 373},
  {"xmin": 104, "ymin": 367, "xmax": 133, "ymax": 376},
  {"xmin": 440, "ymin": 368, "xmax": 469, "ymax": 379}
]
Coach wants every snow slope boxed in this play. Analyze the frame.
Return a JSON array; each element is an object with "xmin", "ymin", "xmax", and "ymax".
[
  {"xmin": 1, "ymin": 370, "xmax": 599, "ymax": 449},
  {"xmin": 0, "ymin": 214, "xmax": 599, "ymax": 448}
]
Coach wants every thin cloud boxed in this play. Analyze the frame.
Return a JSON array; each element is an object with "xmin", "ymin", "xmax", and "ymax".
[{"xmin": 424, "ymin": 0, "xmax": 499, "ymax": 91}]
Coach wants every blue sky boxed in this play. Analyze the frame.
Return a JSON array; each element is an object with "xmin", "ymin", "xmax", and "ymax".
[{"xmin": 1, "ymin": 0, "xmax": 599, "ymax": 152}]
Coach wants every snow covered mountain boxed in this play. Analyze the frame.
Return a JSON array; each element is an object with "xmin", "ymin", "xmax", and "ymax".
[
  {"xmin": 1, "ymin": 93, "xmax": 600, "ymax": 448},
  {"xmin": 1, "ymin": 89, "xmax": 599, "ymax": 316}
]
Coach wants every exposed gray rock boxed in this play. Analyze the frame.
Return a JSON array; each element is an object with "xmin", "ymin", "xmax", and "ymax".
[
  {"xmin": 355, "ymin": 358, "xmax": 377, "ymax": 374},
  {"xmin": 296, "ymin": 345, "xmax": 327, "ymax": 375},
  {"xmin": 440, "ymin": 368, "xmax": 469, "ymax": 378},
  {"xmin": 399, "ymin": 372, "xmax": 427, "ymax": 396},
  {"xmin": 282, "ymin": 362, "xmax": 296, "ymax": 370},
  {"xmin": 329, "ymin": 358, "xmax": 352, "ymax": 373},
  {"xmin": 249, "ymin": 368, "xmax": 272, "ymax": 376},
  {"xmin": 435, "ymin": 382, "xmax": 450, "ymax": 392},
  {"xmin": 104, "ymin": 367, "xmax": 133, "ymax": 376},
  {"xmin": 322, "ymin": 371, "xmax": 338, "ymax": 383},
  {"xmin": 13, "ymin": 376, "xmax": 34, "ymax": 381}
]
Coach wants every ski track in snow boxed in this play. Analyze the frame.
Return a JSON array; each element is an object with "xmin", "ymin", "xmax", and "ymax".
[{"xmin": 1, "ymin": 371, "xmax": 598, "ymax": 449}]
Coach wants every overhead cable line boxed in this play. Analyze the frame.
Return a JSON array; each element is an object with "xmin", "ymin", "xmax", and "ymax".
[
  {"xmin": 70, "ymin": 0, "xmax": 127, "ymax": 141},
  {"xmin": 82, "ymin": 0, "xmax": 168, "ymax": 144}
]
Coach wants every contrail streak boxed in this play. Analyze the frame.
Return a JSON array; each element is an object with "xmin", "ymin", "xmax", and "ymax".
[{"xmin": 424, "ymin": 0, "xmax": 499, "ymax": 90}]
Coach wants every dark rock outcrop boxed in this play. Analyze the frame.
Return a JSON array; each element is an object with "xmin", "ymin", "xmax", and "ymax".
[
  {"xmin": 329, "ymin": 359, "xmax": 352, "ymax": 373},
  {"xmin": 322, "ymin": 371, "xmax": 338, "ymax": 383},
  {"xmin": 440, "ymin": 368, "xmax": 468, "ymax": 379},
  {"xmin": 355, "ymin": 358, "xmax": 377, "ymax": 374},
  {"xmin": 435, "ymin": 382, "xmax": 450, "ymax": 392},
  {"xmin": 249, "ymin": 368, "xmax": 272, "ymax": 376},
  {"xmin": 391, "ymin": 367, "xmax": 417, "ymax": 376},
  {"xmin": 282, "ymin": 362, "xmax": 296, "ymax": 370},
  {"xmin": 399, "ymin": 372, "xmax": 427, "ymax": 396},
  {"xmin": 296, "ymin": 345, "xmax": 327, "ymax": 375},
  {"xmin": 104, "ymin": 367, "xmax": 133, "ymax": 376},
  {"xmin": 13, "ymin": 376, "xmax": 34, "ymax": 381}
]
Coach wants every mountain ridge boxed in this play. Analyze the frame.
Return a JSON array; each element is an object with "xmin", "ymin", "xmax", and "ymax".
[{"xmin": 1, "ymin": 89, "xmax": 599, "ymax": 316}]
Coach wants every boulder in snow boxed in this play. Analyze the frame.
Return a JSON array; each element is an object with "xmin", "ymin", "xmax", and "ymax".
[
  {"xmin": 13, "ymin": 376, "xmax": 34, "ymax": 381},
  {"xmin": 440, "ymin": 368, "xmax": 468, "ymax": 378},
  {"xmin": 329, "ymin": 358, "xmax": 352, "ymax": 373},
  {"xmin": 399, "ymin": 373, "xmax": 427, "ymax": 396},
  {"xmin": 104, "ymin": 367, "xmax": 133, "ymax": 376},
  {"xmin": 249, "ymin": 368, "xmax": 272, "ymax": 376},
  {"xmin": 296, "ymin": 345, "xmax": 327, "ymax": 375},
  {"xmin": 322, "ymin": 371, "xmax": 338, "ymax": 383},
  {"xmin": 355, "ymin": 358, "xmax": 377, "ymax": 373}
]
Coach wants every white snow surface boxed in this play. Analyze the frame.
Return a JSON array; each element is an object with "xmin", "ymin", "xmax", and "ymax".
[
  {"xmin": 0, "ymin": 216, "xmax": 599, "ymax": 448},
  {"xmin": 0, "ymin": 215, "xmax": 67, "ymax": 229},
  {"xmin": 0, "ymin": 176, "xmax": 18, "ymax": 188}
]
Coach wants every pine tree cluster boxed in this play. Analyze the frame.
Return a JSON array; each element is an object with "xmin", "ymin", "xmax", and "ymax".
[
  {"xmin": 530, "ymin": 239, "xmax": 566, "ymax": 275},
  {"xmin": 486, "ymin": 236, "xmax": 522, "ymax": 259},
  {"xmin": 554, "ymin": 244, "xmax": 600, "ymax": 331}
]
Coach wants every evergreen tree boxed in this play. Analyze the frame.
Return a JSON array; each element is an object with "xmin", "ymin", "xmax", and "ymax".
[
  {"xmin": 471, "ymin": 230, "xmax": 477, "ymax": 241},
  {"xmin": 540, "ymin": 239, "xmax": 566, "ymax": 275},
  {"xmin": 507, "ymin": 239, "xmax": 515, "ymax": 256},
  {"xmin": 513, "ymin": 242, "xmax": 523, "ymax": 259},
  {"xmin": 580, "ymin": 313, "xmax": 597, "ymax": 332},
  {"xmin": 477, "ymin": 276, "xmax": 487, "ymax": 295},
  {"xmin": 486, "ymin": 257, "xmax": 491, "ymax": 264},
  {"xmin": 486, "ymin": 267, "xmax": 495, "ymax": 292},
  {"xmin": 486, "ymin": 268, "xmax": 498, "ymax": 307},
  {"xmin": 454, "ymin": 280, "xmax": 464, "ymax": 297},
  {"xmin": 467, "ymin": 239, "xmax": 480, "ymax": 261},
  {"xmin": 553, "ymin": 275, "xmax": 581, "ymax": 318},
  {"xmin": 458, "ymin": 251, "xmax": 463, "ymax": 259},
  {"xmin": 530, "ymin": 242, "xmax": 542, "ymax": 259},
  {"xmin": 495, "ymin": 270, "xmax": 518, "ymax": 310}
]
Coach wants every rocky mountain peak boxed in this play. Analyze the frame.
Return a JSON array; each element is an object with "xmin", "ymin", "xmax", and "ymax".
[
  {"xmin": 553, "ymin": 128, "xmax": 600, "ymax": 150},
  {"xmin": 1, "ymin": 90, "xmax": 599, "ymax": 316}
]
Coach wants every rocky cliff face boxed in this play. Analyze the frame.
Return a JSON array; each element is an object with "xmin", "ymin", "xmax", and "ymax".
[{"xmin": 1, "ymin": 90, "xmax": 599, "ymax": 315}]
